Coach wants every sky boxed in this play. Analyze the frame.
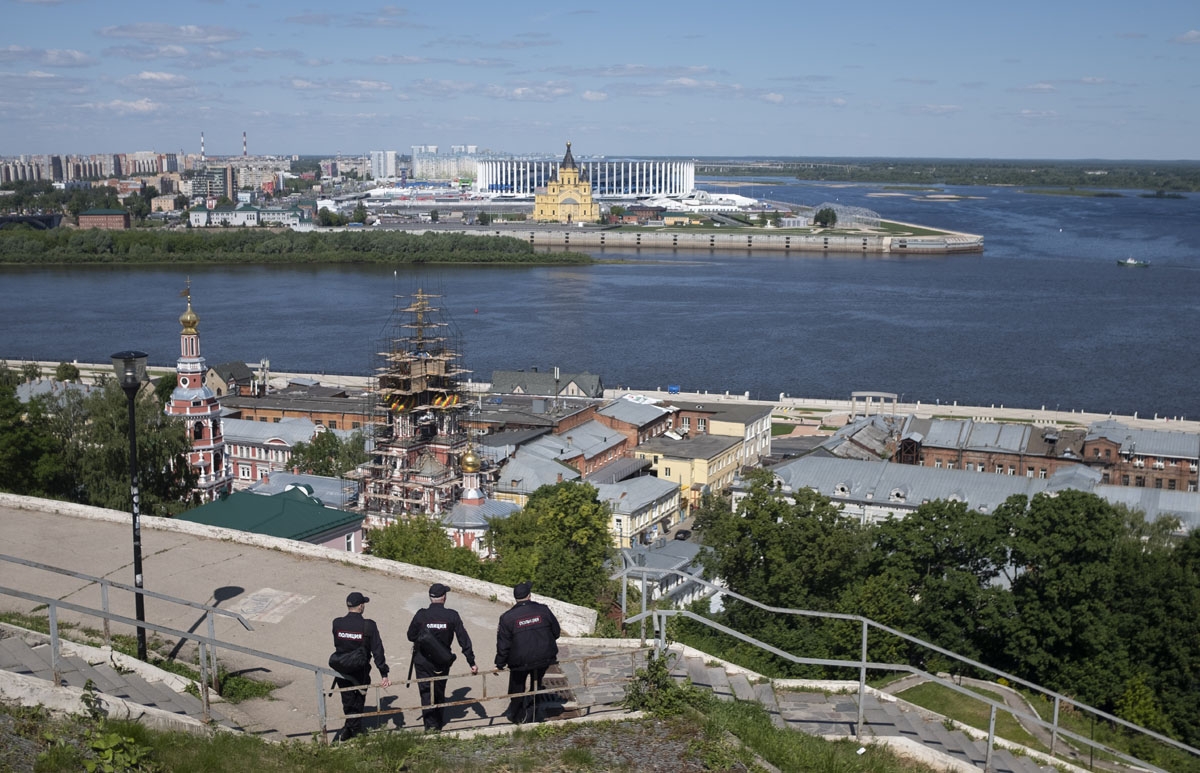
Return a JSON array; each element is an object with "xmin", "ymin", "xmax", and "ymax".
[{"xmin": 3, "ymin": 0, "xmax": 1199, "ymax": 160}]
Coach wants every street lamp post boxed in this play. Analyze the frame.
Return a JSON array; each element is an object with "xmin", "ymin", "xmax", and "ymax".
[{"xmin": 111, "ymin": 350, "xmax": 149, "ymax": 661}]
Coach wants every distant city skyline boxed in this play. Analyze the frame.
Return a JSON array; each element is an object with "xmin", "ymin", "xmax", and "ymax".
[{"xmin": 4, "ymin": 0, "xmax": 1199, "ymax": 160}]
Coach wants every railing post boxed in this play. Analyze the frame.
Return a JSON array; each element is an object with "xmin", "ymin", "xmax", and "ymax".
[
  {"xmin": 1050, "ymin": 696, "xmax": 1060, "ymax": 756},
  {"xmin": 985, "ymin": 704, "xmax": 997, "ymax": 772},
  {"xmin": 48, "ymin": 603, "xmax": 61, "ymax": 686},
  {"xmin": 100, "ymin": 580, "xmax": 111, "ymax": 647},
  {"xmin": 206, "ymin": 611, "xmax": 220, "ymax": 691},
  {"xmin": 857, "ymin": 619, "xmax": 867, "ymax": 740},
  {"xmin": 620, "ymin": 573, "xmax": 627, "ymax": 620},
  {"xmin": 316, "ymin": 670, "xmax": 329, "ymax": 744},
  {"xmin": 639, "ymin": 572, "xmax": 648, "ymax": 645},
  {"xmin": 197, "ymin": 641, "xmax": 211, "ymax": 723}
]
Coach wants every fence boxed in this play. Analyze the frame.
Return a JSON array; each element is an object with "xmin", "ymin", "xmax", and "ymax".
[{"xmin": 619, "ymin": 565, "xmax": 1200, "ymax": 773}]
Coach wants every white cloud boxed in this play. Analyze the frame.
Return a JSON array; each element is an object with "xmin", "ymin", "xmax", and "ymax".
[
  {"xmin": 290, "ymin": 78, "xmax": 320, "ymax": 90},
  {"xmin": 582, "ymin": 90, "xmax": 607, "ymax": 102},
  {"xmin": 912, "ymin": 104, "xmax": 962, "ymax": 115},
  {"xmin": 1018, "ymin": 109, "xmax": 1059, "ymax": 119},
  {"xmin": 105, "ymin": 44, "xmax": 189, "ymax": 61},
  {"xmin": 1018, "ymin": 82, "xmax": 1056, "ymax": 93},
  {"xmin": 348, "ymin": 79, "xmax": 392, "ymax": 91},
  {"xmin": 99, "ymin": 23, "xmax": 242, "ymax": 45},
  {"xmin": 80, "ymin": 98, "xmax": 159, "ymax": 114},
  {"xmin": 124, "ymin": 71, "xmax": 188, "ymax": 85},
  {"xmin": 0, "ymin": 45, "xmax": 92, "ymax": 67},
  {"xmin": 1171, "ymin": 30, "xmax": 1200, "ymax": 44},
  {"xmin": 762, "ymin": 92, "xmax": 784, "ymax": 104}
]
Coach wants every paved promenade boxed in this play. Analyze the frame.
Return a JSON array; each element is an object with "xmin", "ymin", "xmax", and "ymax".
[{"xmin": 0, "ymin": 496, "xmax": 596, "ymax": 740}]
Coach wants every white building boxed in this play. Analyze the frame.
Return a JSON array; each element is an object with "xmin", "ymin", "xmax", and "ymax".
[
  {"xmin": 475, "ymin": 158, "xmax": 695, "ymax": 198},
  {"xmin": 370, "ymin": 150, "xmax": 399, "ymax": 180}
]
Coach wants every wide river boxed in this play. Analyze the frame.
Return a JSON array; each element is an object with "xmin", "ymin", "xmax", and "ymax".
[{"xmin": 2, "ymin": 180, "xmax": 1199, "ymax": 418}]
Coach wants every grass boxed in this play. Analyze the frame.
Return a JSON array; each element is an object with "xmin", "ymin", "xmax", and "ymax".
[
  {"xmin": 771, "ymin": 423, "xmax": 798, "ymax": 436},
  {"xmin": 0, "ymin": 612, "xmax": 277, "ymax": 704},
  {"xmin": 873, "ymin": 220, "xmax": 955, "ymax": 237}
]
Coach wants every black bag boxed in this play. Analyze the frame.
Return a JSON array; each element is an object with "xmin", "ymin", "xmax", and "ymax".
[
  {"xmin": 329, "ymin": 646, "xmax": 370, "ymax": 676},
  {"xmin": 416, "ymin": 629, "xmax": 456, "ymax": 670}
]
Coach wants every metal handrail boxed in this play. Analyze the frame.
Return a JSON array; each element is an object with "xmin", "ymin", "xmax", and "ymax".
[
  {"xmin": 619, "ymin": 565, "xmax": 1198, "ymax": 771},
  {"xmin": 328, "ymin": 649, "xmax": 648, "ymax": 728},
  {"xmin": 0, "ymin": 552, "xmax": 253, "ymax": 692},
  {"xmin": 0, "ymin": 585, "xmax": 339, "ymax": 741}
]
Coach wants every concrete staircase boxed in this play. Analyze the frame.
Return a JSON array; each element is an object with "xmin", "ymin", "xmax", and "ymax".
[
  {"xmin": 0, "ymin": 627, "xmax": 238, "ymax": 732},
  {"xmin": 555, "ymin": 642, "xmax": 1069, "ymax": 773}
]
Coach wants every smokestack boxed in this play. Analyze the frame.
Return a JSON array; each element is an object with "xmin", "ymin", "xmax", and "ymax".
[
  {"xmin": 200, "ymin": 132, "xmax": 205, "ymax": 163},
  {"xmin": 243, "ymin": 131, "xmax": 247, "ymax": 157}
]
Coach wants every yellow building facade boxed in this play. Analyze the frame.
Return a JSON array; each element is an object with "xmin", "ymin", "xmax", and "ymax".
[{"xmin": 534, "ymin": 142, "xmax": 600, "ymax": 224}]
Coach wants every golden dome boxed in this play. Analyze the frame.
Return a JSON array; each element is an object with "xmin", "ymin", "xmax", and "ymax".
[
  {"xmin": 460, "ymin": 449, "xmax": 481, "ymax": 473},
  {"xmin": 179, "ymin": 300, "xmax": 199, "ymax": 335}
]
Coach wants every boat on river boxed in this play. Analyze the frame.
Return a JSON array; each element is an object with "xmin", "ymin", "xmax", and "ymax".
[{"xmin": 1117, "ymin": 257, "xmax": 1150, "ymax": 267}]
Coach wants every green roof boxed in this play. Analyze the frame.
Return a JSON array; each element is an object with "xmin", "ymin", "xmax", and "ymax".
[
  {"xmin": 80, "ymin": 208, "xmax": 128, "ymax": 216},
  {"xmin": 179, "ymin": 488, "xmax": 362, "ymax": 542}
]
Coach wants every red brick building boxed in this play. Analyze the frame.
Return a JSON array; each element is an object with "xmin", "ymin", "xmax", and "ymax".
[{"xmin": 77, "ymin": 208, "xmax": 130, "ymax": 230}]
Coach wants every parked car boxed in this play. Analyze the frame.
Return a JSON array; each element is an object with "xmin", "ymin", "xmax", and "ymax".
[{"xmin": 673, "ymin": 529, "xmax": 692, "ymax": 541}]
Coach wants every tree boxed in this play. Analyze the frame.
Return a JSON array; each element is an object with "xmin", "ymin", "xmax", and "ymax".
[
  {"xmin": 366, "ymin": 514, "xmax": 483, "ymax": 578},
  {"xmin": 173, "ymin": 194, "xmax": 190, "ymax": 211},
  {"xmin": 75, "ymin": 382, "xmax": 198, "ymax": 516},
  {"xmin": 20, "ymin": 362, "xmax": 40, "ymax": 382},
  {"xmin": 289, "ymin": 429, "xmax": 366, "ymax": 477},
  {"xmin": 54, "ymin": 362, "xmax": 80, "ymax": 382},
  {"xmin": 351, "ymin": 203, "xmax": 368, "ymax": 224},
  {"xmin": 488, "ymin": 481, "xmax": 613, "ymax": 608},
  {"xmin": 993, "ymin": 491, "xmax": 1128, "ymax": 704},
  {"xmin": 0, "ymin": 382, "xmax": 60, "ymax": 496},
  {"xmin": 429, "ymin": 209, "xmax": 439, "ymax": 223},
  {"xmin": 813, "ymin": 207, "xmax": 837, "ymax": 227},
  {"xmin": 476, "ymin": 211, "xmax": 491, "ymax": 225}
]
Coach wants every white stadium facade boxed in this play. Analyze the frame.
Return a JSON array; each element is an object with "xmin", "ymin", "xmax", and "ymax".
[{"xmin": 474, "ymin": 158, "xmax": 695, "ymax": 198}]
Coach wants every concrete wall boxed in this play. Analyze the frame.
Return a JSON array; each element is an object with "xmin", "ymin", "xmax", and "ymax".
[{"xmin": 0, "ymin": 493, "xmax": 597, "ymax": 636}]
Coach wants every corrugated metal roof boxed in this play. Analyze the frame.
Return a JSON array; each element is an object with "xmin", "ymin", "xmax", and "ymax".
[{"xmin": 1087, "ymin": 421, "xmax": 1200, "ymax": 460}]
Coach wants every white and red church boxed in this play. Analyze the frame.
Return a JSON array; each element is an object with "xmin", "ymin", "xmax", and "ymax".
[{"xmin": 165, "ymin": 289, "xmax": 232, "ymax": 501}]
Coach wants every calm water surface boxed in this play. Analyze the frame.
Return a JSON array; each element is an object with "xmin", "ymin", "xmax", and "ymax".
[{"xmin": 2, "ymin": 181, "xmax": 1198, "ymax": 417}]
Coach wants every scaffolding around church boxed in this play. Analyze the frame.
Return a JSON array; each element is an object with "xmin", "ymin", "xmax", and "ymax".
[{"xmin": 354, "ymin": 288, "xmax": 471, "ymax": 524}]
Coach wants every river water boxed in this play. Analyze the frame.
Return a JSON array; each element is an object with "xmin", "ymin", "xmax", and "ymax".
[{"xmin": 2, "ymin": 180, "xmax": 1198, "ymax": 418}]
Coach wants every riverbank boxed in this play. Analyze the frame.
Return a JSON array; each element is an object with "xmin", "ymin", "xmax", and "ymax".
[{"xmin": 20, "ymin": 360, "xmax": 1194, "ymax": 434}]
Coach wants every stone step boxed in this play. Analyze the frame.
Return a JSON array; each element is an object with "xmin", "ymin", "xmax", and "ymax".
[
  {"xmin": 727, "ymin": 672, "xmax": 756, "ymax": 702},
  {"xmin": 752, "ymin": 683, "xmax": 786, "ymax": 729}
]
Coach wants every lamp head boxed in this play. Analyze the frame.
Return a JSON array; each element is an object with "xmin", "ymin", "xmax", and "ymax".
[{"xmin": 110, "ymin": 351, "xmax": 148, "ymax": 392}]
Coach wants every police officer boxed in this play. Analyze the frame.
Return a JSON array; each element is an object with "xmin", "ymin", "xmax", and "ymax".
[
  {"xmin": 406, "ymin": 582, "xmax": 478, "ymax": 732},
  {"xmin": 495, "ymin": 581, "xmax": 560, "ymax": 724},
  {"xmin": 331, "ymin": 591, "xmax": 390, "ymax": 741}
]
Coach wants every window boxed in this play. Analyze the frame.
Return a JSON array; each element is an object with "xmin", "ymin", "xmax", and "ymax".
[
  {"xmin": 345, "ymin": 533, "xmax": 355, "ymax": 552},
  {"xmin": 1102, "ymin": 473, "xmax": 1110, "ymax": 483},
  {"xmin": 1105, "ymin": 448, "xmax": 1111, "ymax": 458},
  {"xmin": 1155, "ymin": 478, "xmax": 1163, "ymax": 489},
  {"xmin": 681, "ymin": 417, "xmax": 690, "ymax": 430},
  {"xmin": 663, "ymin": 466, "xmax": 671, "ymax": 477},
  {"xmin": 239, "ymin": 465, "xmax": 251, "ymax": 479},
  {"xmin": 1135, "ymin": 476, "xmax": 1145, "ymax": 487},
  {"xmin": 329, "ymin": 420, "xmax": 338, "ymax": 429},
  {"xmin": 1008, "ymin": 466, "xmax": 1015, "ymax": 476},
  {"xmin": 934, "ymin": 460, "xmax": 942, "ymax": 469},
  {"xmin": 1027, "ymin": 467, "xmax": 1034, "ymax": 478},
  {"xmin": 273, "ymin": 417, "xmax": 281, "ymax": 423},
  {"xmin": 994, "ymin": 465, "xmax": 1002, "ymax": 474},
  {"xmin": 697, "ymin": 418, "xmax": 707, "ymax": 432},
  {"xmin": 352, "ymin": 422, "xmax": 360, "ymax": 429},
  {"xmin": 1169, "ymin": 479, "xmax": 1176, "ymax": 490},
  {"xmin": 1122, "ymin": 475, "xmax": 1130, "ymax": 485},
  {"xmin": 947, "ymin": 462, "xmax": 954, "ymax": 470},
  {"xmin": 1038, "ymin": 469, "xmax": 1047, "ymax": 479},
  {"xmin": 965, "ymin": 463, "xmax": 974, "ymax": 472}
]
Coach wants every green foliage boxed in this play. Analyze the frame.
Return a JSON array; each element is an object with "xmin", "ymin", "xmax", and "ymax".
[
  {"xmin": 621, "ymin": 651, "xmax": 695, "ymax": 717},
  {"xmin": 0, "ymin": 227, "xmax": 592, "ymax": 266},
  {"xmin": 366, "ymin": 514, "xmax": 484, "ymax": 579},
  {"xmin": 317, "ymin": 207, "xmax": 348, "ymax": 227},
  {"xmin": 289, "ymin": 429, "xmax": 367, "ymax": 477},
  {"xmin": 813, "ymin": 207, "xmax": 838, "ymax": 227},
  {"xmin": 350, "ymin": 203, "xmax": 368, "ymax": 224},
  {"xmin": 21, "ymin": 361, "xmax": 40, "ymax": 381},
  {"xmin": 498, "ymin": 481, "xmax": 614, "ymax": 608},
  {"xmin": 54, "ymin": 361, "xmax": 81, "ymax": 382}
]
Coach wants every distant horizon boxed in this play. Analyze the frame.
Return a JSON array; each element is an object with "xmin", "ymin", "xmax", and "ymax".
[{"xmin": 6, "ymin": 2, "xmax": 1199, "ymax": 160}]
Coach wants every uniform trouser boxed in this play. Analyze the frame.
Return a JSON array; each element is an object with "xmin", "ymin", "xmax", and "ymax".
[
  {"xmin": 414, "ymin": 661, "xmax": 449, "ymax": 729},
  {"xmin": 335, "ymin": 671, "xmax": 368, "ymax": 734},
  {"xmin": 505, "ymin": 665, "xmax": 549, "ymax": 722}
]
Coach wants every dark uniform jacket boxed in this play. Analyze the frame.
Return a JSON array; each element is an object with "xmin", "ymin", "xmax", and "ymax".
[
  {"xmin": 495, "ymin": 599, "xmax": 560, "ymax": 671},
  {"xmin": 407, "ymin": 604, "xmax": 476, "ymax": 670},
  {"xmin": 332, "ymin": 611, "xmax": 389, "ymax": 678}
]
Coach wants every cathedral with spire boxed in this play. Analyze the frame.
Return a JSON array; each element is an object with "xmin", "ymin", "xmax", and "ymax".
[
  {"xmin": 165, "ymin": 287, "xmax": 232, "ymax": 501},
  {"xmin": 534, "ymin": 141, "xmax": 600, "ymax": 224}
]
